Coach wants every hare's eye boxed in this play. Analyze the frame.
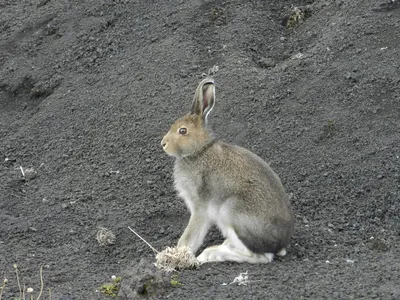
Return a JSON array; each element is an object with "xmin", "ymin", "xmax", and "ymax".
[{"xmin": 178, "ymin": 127, "xmax": 187, "ymax": 135}]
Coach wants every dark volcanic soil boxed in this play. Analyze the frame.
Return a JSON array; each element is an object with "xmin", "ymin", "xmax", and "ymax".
[{"xmin": 1, "ymin": 0, "xmax": 399, "ymax": 299}]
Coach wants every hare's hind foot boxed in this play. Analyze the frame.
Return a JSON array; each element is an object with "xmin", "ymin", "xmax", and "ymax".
[
  {"xmin": 276, "ymin": 248, "xmax": 287, "ymax": 257},
  {"xmin": 197, "ymin": 228, "xmax": 273, "ymax": 264},
  {"xmin": 197, "ymin": 244, "xmax": 273, "ymax": 264}
]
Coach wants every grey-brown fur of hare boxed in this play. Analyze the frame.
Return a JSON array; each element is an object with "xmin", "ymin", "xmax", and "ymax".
[{"xmin": 161, "ymin": 78, "xmax": 294, "ymax": 263}]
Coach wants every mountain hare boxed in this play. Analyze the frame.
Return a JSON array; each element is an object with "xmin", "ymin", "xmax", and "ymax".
[{"xmin": 161, "ymin": 78, "xmax": 294, "ymax": 263}]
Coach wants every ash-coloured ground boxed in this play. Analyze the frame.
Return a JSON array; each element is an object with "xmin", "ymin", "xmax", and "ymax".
[{"xmin": 0, "ymin": 0, "xmax": 399, "ymax": 299}]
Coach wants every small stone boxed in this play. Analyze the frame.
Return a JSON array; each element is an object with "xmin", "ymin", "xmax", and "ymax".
[
  {"xmin": 23, "ymin": 167, "xmax": 37, "ymax": 180},
  {"xmin": 370, "ymin": 238, "xmax": 389, "ymax": 252},
  {"xmin": 273, "ymin": 107, "xmax": 281, "ymax": 114},
  {"xmin": 258, "ymin": 57, "xmax": 276, "ymax": 68},
  {"xmin": 328, "ymin": 223, "xmax": 335, "ymax": 228},
  {"xmin": 281, "ymin": 63, "xmax": 289, "ymax": 71},
  {"xmin": 297, "ymin": 98, "xmax": 308, "ymax": 104},
  {"xmin": 4, "ymin": 157, "xmax": 15, "ymax": 165},
  {"xmin": 179, "ymin": 69, "xmax": 188, "ymax": 78}
]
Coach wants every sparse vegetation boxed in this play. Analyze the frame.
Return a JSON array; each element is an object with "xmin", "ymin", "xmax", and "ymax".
[
  {"xmin": 209, "ymin": 7, "xmax": 227, "ymax": 25},
  {"xmin": 324, "ymin": 119, "xmax": 336, "ymax": 137},
  {"xmin": 100, "ymin": 276, "xmax": 121, "ymax": 297},
  {"xmin": 327, "ymin": 119, "xmax": 335, "ymax": 131},
  {"xmin": 318, "ymin": 119, "xmax": 337, "ymax": 141},
  {"xmin": 284, "ymin": 6, "xmax": 310, "ymax": 28},
  {"xmin": 170, "ymin": 274, "xmax": 183, "ymax": 287},
  {"xmin": 0, "ymin": 265, "xmax": 49, "ymax": 300},
  {"xmin": 0, "ymin": 278, "xmax": 7, "ymax": 300}
]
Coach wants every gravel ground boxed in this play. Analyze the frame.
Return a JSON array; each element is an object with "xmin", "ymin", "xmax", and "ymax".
[{"xmin": 0, "ymin": 0, "xmax": 399, "ymax": 299}]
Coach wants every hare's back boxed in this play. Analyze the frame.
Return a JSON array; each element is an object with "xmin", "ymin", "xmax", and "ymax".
[{"xmin": 219, "ymin": 143, "xmax": 284, "ymax": 188}]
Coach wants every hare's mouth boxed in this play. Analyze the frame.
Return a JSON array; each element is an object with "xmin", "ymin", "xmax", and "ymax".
[{"xmin": 162, "ymin": 146, "xmax": 180, "ymax": 158}]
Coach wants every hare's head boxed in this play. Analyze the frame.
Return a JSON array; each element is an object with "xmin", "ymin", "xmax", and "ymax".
[{"xmin": 161, "ymin": 78, "xmax": 216, "ymax": 158}]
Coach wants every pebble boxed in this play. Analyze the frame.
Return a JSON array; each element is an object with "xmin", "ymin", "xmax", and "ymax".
[
  {"xmin": 258, "ymin": 57, "xmax": 276, "ymax": 68},
  {"xmin": 23, "ymin": 167, "xmax": 37, "ymax": 180}
]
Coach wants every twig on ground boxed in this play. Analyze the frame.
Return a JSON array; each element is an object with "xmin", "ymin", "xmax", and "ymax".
[
  {"xmin": 128, "ymin": 227, "xmax": 158, "ymax": 254},
  {"xmin": 20, "ymin": 166, "xmax": 25, "ymax": 177}
]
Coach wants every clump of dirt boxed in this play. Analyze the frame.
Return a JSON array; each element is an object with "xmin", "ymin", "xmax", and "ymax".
[{"xmin": 118, "ymin": 259, "xmax": 170, "ymax": 299}]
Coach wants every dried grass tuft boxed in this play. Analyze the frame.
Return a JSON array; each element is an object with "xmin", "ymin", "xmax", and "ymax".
[
  {"xmin": 96, "ymin": 227, "xmax": 116, "ymax": 246},
  {"xmin": 127, "ymin": 227, "xmax": 200, "ymax": 272},
  {"xmin": 155, "ymin": 246, "xmax": 200, "ymax": 272}
]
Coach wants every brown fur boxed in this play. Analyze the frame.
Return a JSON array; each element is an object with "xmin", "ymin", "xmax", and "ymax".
[{"xmin": 161, "ymin": 78, "xmax": 294, "ymax": 262}]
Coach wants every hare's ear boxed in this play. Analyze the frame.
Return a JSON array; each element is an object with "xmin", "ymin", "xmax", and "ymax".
[{"xmin": 190, "ymin": 78, "xmax": 215, "ymax": 124}]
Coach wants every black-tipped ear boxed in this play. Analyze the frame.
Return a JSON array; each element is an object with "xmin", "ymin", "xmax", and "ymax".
[{"xmin": 190, "ymin": 78, "xmax": 215, "ymax": 124}]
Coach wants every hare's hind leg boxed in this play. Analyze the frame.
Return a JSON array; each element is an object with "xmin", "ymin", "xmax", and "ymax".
[{"xmin": 197, "ymin": 228, "xmax": 274, "ymax": 264}]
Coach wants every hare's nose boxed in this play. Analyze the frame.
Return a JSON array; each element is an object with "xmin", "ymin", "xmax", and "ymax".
[{"xmin": 161, "ymin": 138, "xmax": 167, "ymax": 148}]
